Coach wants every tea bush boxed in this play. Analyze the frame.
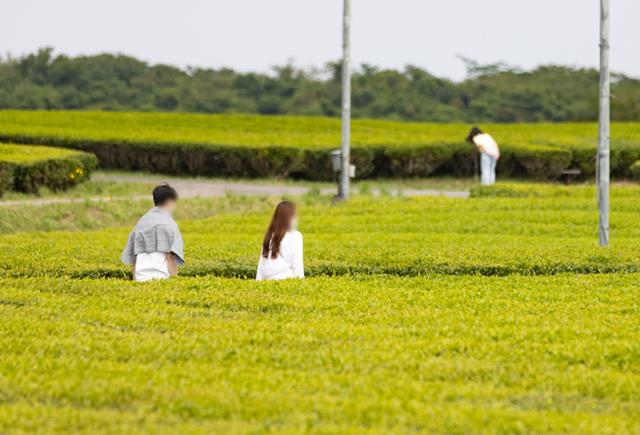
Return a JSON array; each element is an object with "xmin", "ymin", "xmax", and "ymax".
[
  {"xmin": 1, "ymin": 110, "xmax": 639, "ymax": 179},
  {"xmin": 629, "ymin": 160, "xmax": 640, "ymax": 180},
  {"xmin": 2, "ymin": 187, "xmax": 640, "ymax": 279},
  {"xmin": 0, "ymin": 274, "xmax": 638, "ymax": 432},
  {"xmin": 2, "ymin": 183, "xmax": 640, "ymax": 432},
  {"xmin": 0, "ymin": 143, "xmax": 97, "ymax": 195},
  {"xmin": 0, "ymin": 163, "xmax": 11, "ymax": 196}
]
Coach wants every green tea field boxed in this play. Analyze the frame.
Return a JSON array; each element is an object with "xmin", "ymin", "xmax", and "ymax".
[
  {"xmin": 1, "ymin": 110, "xmax": 640, "ymax": 179},
  {"xmin": 1, "ymin": 182, "xmax": 639, "ymax": 433}
]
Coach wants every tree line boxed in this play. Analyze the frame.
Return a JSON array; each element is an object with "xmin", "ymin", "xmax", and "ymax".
[{"xmin": 0, "ymin": 48, "xmax": 638, "ymax": 122}]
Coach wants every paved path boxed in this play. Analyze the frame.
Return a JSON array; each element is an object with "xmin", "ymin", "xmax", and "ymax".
[{"xmin": 0, "ymin": 174, "xmax": 469, "ymax": 207}]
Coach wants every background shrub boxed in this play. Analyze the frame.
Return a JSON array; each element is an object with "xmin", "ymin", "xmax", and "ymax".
[
  {"xmin": 510, "ymin": 144, "xmax": 573, "ymax": 179},
  {"xmin": 384, "ymin": 142, "xmax": 459, "ymax": 177},
  {"xmin": 1, "ymin": 111, "xmax": 639, "ymax": 180},
  {"xmin": 629, "ymin": 160, "xmax": 640, "ymax": 180},
  {"xmin": 0, "ymin": 143, "xmax": 97, "ymax": 194},
  {"xmin": 0, "ymin": 163, "xmax": 12, "ymax": 197},
  {"xmin": 12, "ymin": 153, "xmax": 97, "ymax": 193}
]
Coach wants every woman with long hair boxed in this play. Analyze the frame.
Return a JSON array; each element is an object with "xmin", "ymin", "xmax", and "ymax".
[
  {"xmin": 256, "ymin": 201, "xmax": 304, "ymax": 280},
  {"xmin": 467, "ymin": 126, "xmax": 500, "ymax": 186}
]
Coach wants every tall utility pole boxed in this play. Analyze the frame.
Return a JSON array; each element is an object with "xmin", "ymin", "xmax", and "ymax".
[
  {"xmin": 339, "ymin": 0, "xmax": 351, "ymax": 200},
  {"xmin": 597, "ymin": 0, "xmax": 610, "ymax": 246}
]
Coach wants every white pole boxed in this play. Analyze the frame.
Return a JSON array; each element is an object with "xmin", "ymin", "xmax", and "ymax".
[
  {"xmin": 339, "ymin": 0, "xmax": 351, "ymax": 200},
  {"xmin": 597, "ymin": 0, "xmax": 610, "ymax": 246}
]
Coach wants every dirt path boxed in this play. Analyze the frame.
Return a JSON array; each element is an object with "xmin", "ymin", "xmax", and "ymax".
[{"xmin": 0, "ymin": 174, "xmax": 469, "ymax": 207}]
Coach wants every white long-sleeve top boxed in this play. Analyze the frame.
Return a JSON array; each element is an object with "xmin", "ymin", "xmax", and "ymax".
[
  {"xmin": 473, "ymin": 133, "xmax": 500, "ymax": 159},
  {"xmin": 256, "ymin": 231, "xmax": 304, "ymax": 280}
]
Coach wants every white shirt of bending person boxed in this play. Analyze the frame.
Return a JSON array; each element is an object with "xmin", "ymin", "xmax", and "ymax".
[
  {"xmin": 473, "ymin": 133, "xmax": 500, "ymax": 159},
  {"xmin": 256, "ymin": 231, "xmax": 304, "ymax": 280}
]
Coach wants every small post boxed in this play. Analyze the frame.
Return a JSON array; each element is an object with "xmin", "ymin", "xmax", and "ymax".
[
  {"xmin": 597, "ymin": 0, "xmax": 610, "ymax": 247},
  {"xmin": 339, "ymin": 0, "xmax": 351, "ymax": 200}
]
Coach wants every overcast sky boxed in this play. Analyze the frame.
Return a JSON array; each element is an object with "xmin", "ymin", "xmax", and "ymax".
[{"xmin": 1, "ymin": 0, "xmax": 638, "ymax": 81}]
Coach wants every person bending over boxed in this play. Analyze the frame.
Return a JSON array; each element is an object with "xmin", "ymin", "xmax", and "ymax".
[
  {"xmin": 256, "ymin": 201, "xmax": 304, "ymax": 281},
  {"xmin": 467, "ymin": 127, "xmax": 500, "ymax": 186},
  {"xmin": 121, "ymin": 183, "xmax": 185, "ymax": 282}
]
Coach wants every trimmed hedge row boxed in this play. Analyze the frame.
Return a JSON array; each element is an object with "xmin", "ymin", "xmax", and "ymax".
[
  {"xmin": 0, "ymin": 135, "xmax": 581, "ymax": 181},
  {"xmin": 0, "ymin": 111, "xmax": 639, "ymax": 180},
  {"xmin": 0, "ymin": 163, "xmax": 12, "ymax": 196},
  {"xmin": 0, "ymin": 135, "xmax": 443, "ymax": 180},
  {"xmin": 3, "ymin": 189, "xmax": 640, "ymax": 279},
  {"xmin": 0, "ymin": 144, "xmax": 97, "ymax": 196},
  {"xmin": 3, "ymin": 275, "xmax": 639, "ymax": 433}
]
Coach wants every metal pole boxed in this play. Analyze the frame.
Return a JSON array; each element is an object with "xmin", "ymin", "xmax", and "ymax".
[
  {"xmin": 597, "ymin": 0, "xmax": 610, "ymax": 246},
  {"xmin": 339, "ymin": 0, "xmax": 351, "ymax": 200}
]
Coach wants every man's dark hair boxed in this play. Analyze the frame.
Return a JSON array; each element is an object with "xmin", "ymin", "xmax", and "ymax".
[
  {"xmin": 153, "ymin": 183, "xmax": 178, "ymax": 206},
  {"xmin": 466, "ymin": 126, "xmax": 483, "ymax": 143}
]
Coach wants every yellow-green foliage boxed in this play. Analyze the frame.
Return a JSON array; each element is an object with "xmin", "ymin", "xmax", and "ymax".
[
  {"xmin": 470, "ymin": 182, "xmax": 600, "ymax": 198},
  {"xmin": 0, "ymin": 143, "xmax": 83, "ymax": 163},
  {"xmin": 0, "ymin": 195, "xmax": 274, "ymax": 235},
  {"xmin": 0, "ymin": 274, "xmax": 639, "ymax": 433},
  {"xmin": 0, "ymin": 143, "xmax": 97, "ymax": 195},
  {"xmin": 1, "ymin": 183, "xmax": 640, "ymax": 432},
  {"xmin": 1, "ymin": 110, "xmax": 639, "ymax": 179},
  {"xmin": 2, "ymin": 185, "xmax": 640, "ymax": 279},
  {"xmin": 630, "ymin": 160, "xmax": 640, "ymax": 179}
]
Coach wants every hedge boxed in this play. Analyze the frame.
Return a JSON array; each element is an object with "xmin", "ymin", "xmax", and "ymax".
[
  {"xmin": 630, "ymin": 160, "xmax": 640, "ymax": 180},
  {"xmin": 1, "ymin": 274, "xmax": 639, "ymax": 433},
  {"xmin": 0, "ymin": 111, "xmax": 639, "ymax": 180},
  {"xmin": 0, "ymin": 163, "xmax": 12, "ymax": 197},
  {"xmin": 3, "ymin": 188, "xmax": 640, "ymax": 279},
  {"xmin": 0, "ymin": 143, "xmax": 97, "ymax": 196}
]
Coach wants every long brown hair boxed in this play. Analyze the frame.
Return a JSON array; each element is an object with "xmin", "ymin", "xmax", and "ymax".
[
  {"xmin": 262, "ymin": 201, "xmax": 296, "ymax": 259},
  {"xmin": 466, "ymin": 126, "xmax": 483, "ymax": 143}
]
